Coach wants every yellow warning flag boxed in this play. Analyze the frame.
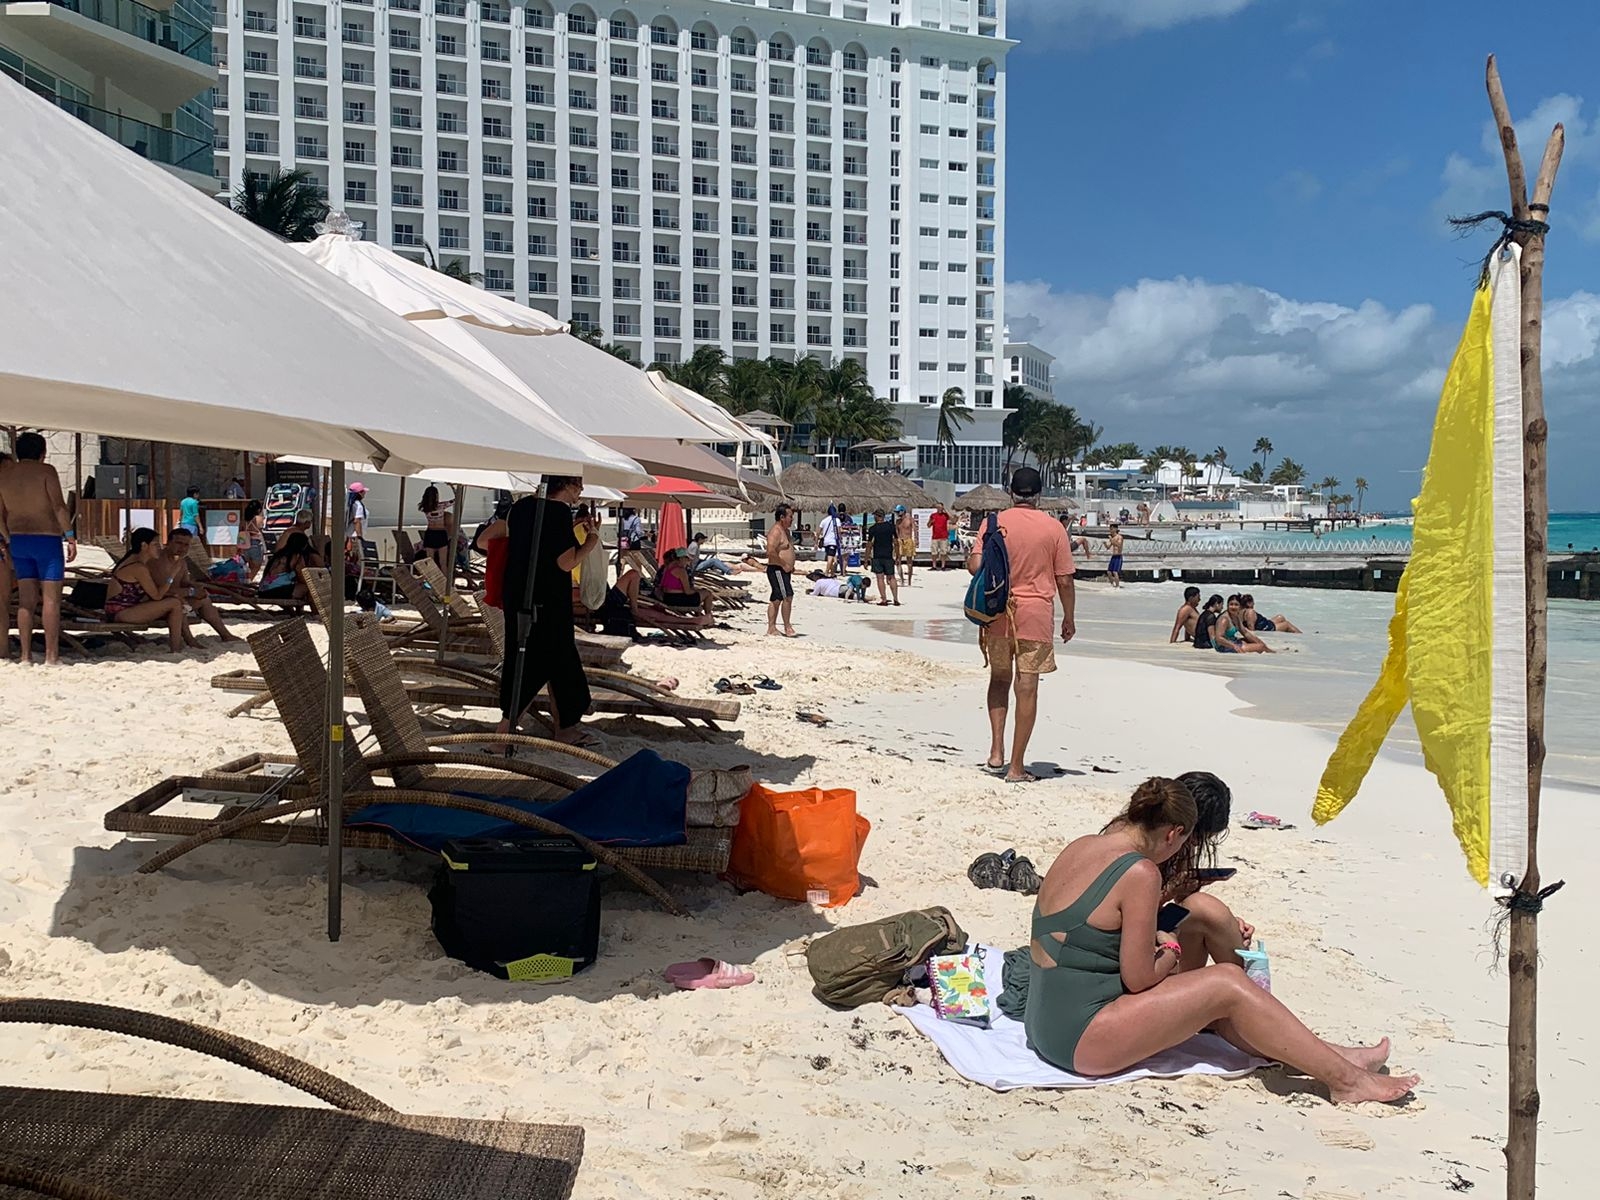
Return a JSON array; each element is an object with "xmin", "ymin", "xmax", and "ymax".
[{"xmin": 1315, "ymin": 248, "xmax": 1527, "ymax": 889}]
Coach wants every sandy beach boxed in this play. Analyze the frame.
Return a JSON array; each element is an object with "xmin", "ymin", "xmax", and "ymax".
[{"xmin": 0, "ymin": 567, "xmax": 1591, "ymax": 1199}]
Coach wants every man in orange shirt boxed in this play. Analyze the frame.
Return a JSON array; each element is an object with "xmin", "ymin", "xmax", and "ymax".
[{"xmin": 968, "ymin": 467, "xmax": 1076, "ymax": 783}]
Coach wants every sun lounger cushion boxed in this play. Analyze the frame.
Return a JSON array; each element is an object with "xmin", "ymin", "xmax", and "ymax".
[{"xmin": 348, "ymin": 750, "xmax": 690, "ymax": 852}]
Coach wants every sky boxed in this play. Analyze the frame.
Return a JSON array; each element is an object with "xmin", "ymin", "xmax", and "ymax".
[{"xmin": 1001, "ymin": 0, "xmax": 1600, "ymax": 511}]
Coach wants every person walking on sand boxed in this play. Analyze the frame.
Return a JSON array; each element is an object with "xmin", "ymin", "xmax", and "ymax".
[
  {"xmin": 968, "ymin": 467, "xmax": 1074, "ymax": 784},
  {"xmin": 0, "ymin": 433, "xmax": 77, "ymax": 664},
  {"xmin": 1106, "ymin": 523, "xmax": 1125, "ymax": 588},
  {"xmin": 818, "ymin": 505, "xmax": 842, "ymax": 578},
  {"xmin": 929, "ymin": 503, "xmax": 951, "ymax": 571},
  {"xmin": 765, "ymin": 503, "xmax": 798, "ymax": 637},
  {"xmin": 866, "ymin": 508, "xmax": 900, "ymax": 606}
]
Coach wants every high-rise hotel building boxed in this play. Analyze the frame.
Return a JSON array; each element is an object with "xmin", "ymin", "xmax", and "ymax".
[{"xmin": 212, "ymin": 0, "xmax": 1011, "ymax": 483}]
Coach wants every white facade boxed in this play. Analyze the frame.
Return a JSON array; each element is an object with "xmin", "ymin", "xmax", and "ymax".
[
  {"xmin": 1002, "ymin": 337, "xmax": 1053, "ymax": 402},
  {"xmin": 212, "ymin": 0, "xmax": 1013, "ymax": 484},
  {"xmin": 0, "ymin": 0, "xmax": 216, "ymax": 189}
]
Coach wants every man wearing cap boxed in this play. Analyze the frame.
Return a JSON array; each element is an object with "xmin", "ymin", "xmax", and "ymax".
[{"xmin": 968, "ymin": 466, "xmax": 1075, "ymax": 784}]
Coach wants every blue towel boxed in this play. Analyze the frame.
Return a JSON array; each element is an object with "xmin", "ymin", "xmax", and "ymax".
[{"xmin": 347, "ymin": 749, "xmax": 690, "ymax": 852}]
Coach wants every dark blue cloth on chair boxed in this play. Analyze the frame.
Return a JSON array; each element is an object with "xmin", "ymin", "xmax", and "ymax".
[{"xmin": 348, "ymin": 749, "xmax": 690, "ymax": 852}]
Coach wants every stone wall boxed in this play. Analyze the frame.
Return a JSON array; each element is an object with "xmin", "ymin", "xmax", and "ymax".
[{"xmin": 96, "ymin": 439, "xmax": 248, "ymax": 500}]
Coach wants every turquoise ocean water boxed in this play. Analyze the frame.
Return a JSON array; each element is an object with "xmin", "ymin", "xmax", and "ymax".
[{"xmin": 1182, "ymin": 512, "xmax": 1600, "ymax": 555}]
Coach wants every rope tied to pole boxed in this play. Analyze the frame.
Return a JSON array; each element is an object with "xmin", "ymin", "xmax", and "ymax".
[
  {"xmin": 1448, "ymin": 210, "xmax": 1552, "ymax": 282},
  {"xmin": 1491, "ymin": 880, "xmax": 1565, "ymax": 967}
]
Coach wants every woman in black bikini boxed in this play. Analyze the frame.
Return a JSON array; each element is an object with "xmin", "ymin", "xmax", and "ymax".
[
  {"xmin": 105, "ymin": 528, "xmax": 191, "ymax": 651},
  {"xmin": 418, "ymin": 485, "xmax": 454, "ymax": 580}
]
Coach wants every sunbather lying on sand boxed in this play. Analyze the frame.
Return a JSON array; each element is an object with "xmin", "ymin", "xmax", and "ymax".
[{"xmin": 1024, "ymin": 777, "xmax": 1417, "ymax": 1103}]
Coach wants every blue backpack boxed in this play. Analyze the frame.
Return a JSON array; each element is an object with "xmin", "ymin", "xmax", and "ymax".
[{"xmin": 963, "ymin": 512, "xmax": 1011, "ymax": 626}]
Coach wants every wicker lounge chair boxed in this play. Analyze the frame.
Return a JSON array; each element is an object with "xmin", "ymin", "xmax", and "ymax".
[{"xmin": 0, "ymin": 997, "xmax": 583, "ymax": 1200}]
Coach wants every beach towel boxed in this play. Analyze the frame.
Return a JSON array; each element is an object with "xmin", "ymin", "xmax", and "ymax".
[
  {"xmin": 898, "ymin": 945, "xmax": 1264, "ymax": 1091},
  {"xmin": 348, "ymin": 749, "xmax": 689, "ymax": 852}
]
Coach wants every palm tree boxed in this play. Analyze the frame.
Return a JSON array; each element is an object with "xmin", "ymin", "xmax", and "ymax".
[
  {"xmin": 1002, "ymin": 386, "xmax": 1044, "ymax": 474},
  {"xmin": 1211, "ymin": 445, "xmax": 1229, "ymax": 492},
  {"xmin": 1354, "ymin": 476, "xmax": 1369, "ymax": 513},
  {"xmin": 1317, "ymin": 476, "xmax": 1341, "ymax": 507},
  {"xmin": 936, "ymin": 387, "xmax": 975, "ymax": 469},
  {"xmin": 666, "ymin": 345, "xmax": 728, "ymax": 404},
  {"xmin": 1241, "ymin": 462, "xmax": 1265, "ymax": 484},
  {"xmin": 1253, "ymin": 436, "xmax": 1274, "ymax": 474},
  {"xmin": 1170, "ymin": 447, "xmax": 1197, "ymax": 492},
  {"xmin": 1142, "ymin": 445, "xmax": 1174, "ymax": 480},
  {"xmin": 722, "ymin": 357, "xmax": 769, "ymax": 415},
  {"xmin": 815, "ymin": 358, "xmax": 874, "ymax": 457},
  {"xmin": 421, "ymin": 242, "xmax": 482, "ymax": 284},
  {"xmin": 1269, "ymin": 457, "xmax": 1308, "ymax": 486},
  {"xmin": 231, "ymin": 168, "xmax": 329, "ymax": 241}
]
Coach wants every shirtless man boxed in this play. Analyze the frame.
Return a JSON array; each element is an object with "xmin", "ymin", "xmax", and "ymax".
[
  {"xmin": 1169, "ymin": 586, "xmax": 1203, "ymax": 643},
  {"xmin": 765, "ymin": 503, "xmax": 798, "ymax": 637},
  {"xmin": 1106, "ymin": 523, "xmax": 1125, "ymax": 588},
  {"xmin": 0, "ymin": 433, "xmax": 77, "ymax": 664},
  {"xmin": 894, "ymin": 505, "xmax": 916, "ymax": 586},
  {"xmin": 155, "ymin": 527, "xmax": 241, "ymax": 642}
]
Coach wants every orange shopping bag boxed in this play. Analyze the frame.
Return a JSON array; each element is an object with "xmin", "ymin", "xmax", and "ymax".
[{"xmin": 725, "ymin": 785, "xmax": 871, "ymax": 907}]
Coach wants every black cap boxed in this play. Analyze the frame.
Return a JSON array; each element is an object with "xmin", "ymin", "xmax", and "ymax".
[{"xmin": 1010, "ymin": 467, "xmax": 1043, "ymax": 498}]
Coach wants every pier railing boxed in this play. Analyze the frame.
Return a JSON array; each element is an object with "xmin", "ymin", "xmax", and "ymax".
[{"xmin": 1124, "ymin": 538, "xmax": 1414, "ymax": 559}]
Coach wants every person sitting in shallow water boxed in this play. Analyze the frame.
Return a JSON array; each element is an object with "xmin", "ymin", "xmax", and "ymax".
[
  {"xmin": 1169, "ymin": 586, "xmax": 1202, "ymax": 643},
  {"xmin": 1240, "ymin": 593, "xmax": 1302, "ymax": 635},
  {"xmin": 1213, "ymin": 595, "xmax": 1274, "ymax": 654},
  {"xmin": 1192, "ymin": 594, "xmax": 1225, "ymax": 650},
  {"xmin": 1024, "ymin": 777, "xmax": 1417, "ymax": 1101}
]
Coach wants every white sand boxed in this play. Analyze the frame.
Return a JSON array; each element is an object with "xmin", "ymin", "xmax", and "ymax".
[{"xmin": 0, "ymin": 568, "xmax": 1591, "ymax": 1199}]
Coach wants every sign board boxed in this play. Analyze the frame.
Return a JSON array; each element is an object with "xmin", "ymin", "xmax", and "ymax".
[
  {"xmin": 206, "ymin": 509, "xmax": 240, "ymax": 548},
  {"xmin": 117, "ymin": 509, "xmax": 155, "ymax": 539},
  {"xmin": 913, "ymin": 508, "xmax": 937, "ymax": 554}
]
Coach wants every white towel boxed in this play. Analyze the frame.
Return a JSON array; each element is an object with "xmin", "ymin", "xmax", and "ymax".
[{"xmin": 897, "ymin": 945, "xmax": 1265, "ymax": 1092}]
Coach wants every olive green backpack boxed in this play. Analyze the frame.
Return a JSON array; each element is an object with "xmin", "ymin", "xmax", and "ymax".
[{"xmin": 805, "ymin": 907, "xmax": 968, "ymax": 1008}]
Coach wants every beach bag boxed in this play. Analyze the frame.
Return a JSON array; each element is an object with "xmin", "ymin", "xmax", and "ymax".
[
  {"xmin": 805, "ymin": 907, "xmax": 968, "ymax": 1009},
  {"xmin": 725, "ymin": 785, "xmax": 870, "ymax": 907},
  {"xmin": 578, "ymin": 562, "xmax": 608, "ymax": 613},
  {"xmin": 963, "ymin": 512, "xmax": 1010, "ymax": 626}
]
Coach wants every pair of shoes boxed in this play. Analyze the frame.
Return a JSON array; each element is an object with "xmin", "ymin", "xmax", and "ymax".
[{"xmin": 966, "ymin": 848, "xmax": 1041, "ymax": 896}]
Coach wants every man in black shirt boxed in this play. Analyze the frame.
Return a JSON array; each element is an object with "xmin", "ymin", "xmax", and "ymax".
[
  {"xmin": 497, "ymin": 476, "xmax": 605, "ymax": 743},
  {"xmin": 866, "ymin": 508, "xmax": 900, "ymax": 606}
]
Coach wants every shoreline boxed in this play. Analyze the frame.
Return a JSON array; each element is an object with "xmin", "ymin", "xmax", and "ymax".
[{"xmin": 0, "ymin": 570, "xmax": 1591, "ymax": 1197}]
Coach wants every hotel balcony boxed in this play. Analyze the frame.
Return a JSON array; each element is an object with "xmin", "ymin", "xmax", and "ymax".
[{"xmin": 0, "ymin": 0, "xmax": 215, "ymax": 108}]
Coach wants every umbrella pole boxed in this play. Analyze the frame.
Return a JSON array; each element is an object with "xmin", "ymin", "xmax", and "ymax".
[
  {"xmin": 1486, "ymin": 56, "xmax": 1564, "ymax": 1200},
  {"xmin": 396, "ymin": 477, "xmax": 407, "ymax": 551},
  {"xmin": 72, "ymin": 433, "xmax": 82, "ymax": 532},
  {"xmin": 327, "ymin": 457, "xmax": 347, "ymax": 942}
]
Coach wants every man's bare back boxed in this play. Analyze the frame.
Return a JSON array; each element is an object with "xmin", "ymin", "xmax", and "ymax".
[{"xmin": 0, "ymin": 459, "xmax": 71, "ymax": 536}]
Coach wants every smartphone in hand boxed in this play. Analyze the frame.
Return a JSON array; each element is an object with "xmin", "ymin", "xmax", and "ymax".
[{"xmin": 1157, "ymin": 903, "xmax": 1191, "ymax": 933}]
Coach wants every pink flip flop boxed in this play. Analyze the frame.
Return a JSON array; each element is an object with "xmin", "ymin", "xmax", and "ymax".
[{"xmin": 664, "ymin": 959, "xmax": 755, "ymax": 990}]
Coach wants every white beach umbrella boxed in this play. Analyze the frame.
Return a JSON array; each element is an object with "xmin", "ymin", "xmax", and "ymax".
[
  {"xmin": 0, "ymin": 82, "xmax": 645, "ymax": 489},
  {"xmin": 298, "ymin": 230, "xmax": 567, "ymax": 334},
  {"xmin": 0, "ymin": 76, "xmax": 649, "ymax": 940},
  {"xmin": 292, "ymin": 234, "xmax": 767, "ymax": 487},
  {"xmin": 646, "ymin": 371, "xmax": 786, "ymax": 480}
]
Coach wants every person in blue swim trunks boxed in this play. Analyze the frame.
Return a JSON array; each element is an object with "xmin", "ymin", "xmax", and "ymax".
[{"xmin": 0, "ymin": 432, "xmax": 77, "ymax": 664}]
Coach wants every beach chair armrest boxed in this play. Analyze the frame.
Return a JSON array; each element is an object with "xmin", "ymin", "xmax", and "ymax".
[
  {"xmin": 363, "ymin": 751, "xmax": 587, "ymax": 792},
  {"xmin": 425, "ymin": 733, "xmax": 618, "ymax": 771},
  {"xmin": 0, "ymin": 998, "xmax": 389, "ymax": 1113}
]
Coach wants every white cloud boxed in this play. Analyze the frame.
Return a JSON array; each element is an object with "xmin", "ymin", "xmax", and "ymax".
[
  {"xmin": 1432, "ymin": 93, "xmax": 1598, "ymax": 235},
  {"xmin": 1008, "ymin": 0, "xmax": 1262, "ymax": 43},
  {"xmin": 1005, "ymin": 273, "xmax": 1600, "ymax": 506}
]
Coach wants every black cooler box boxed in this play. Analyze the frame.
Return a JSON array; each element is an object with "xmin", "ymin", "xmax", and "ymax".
[{"xmin": 429, "ymin": 836, "xmax": 601, "ymax": 981}]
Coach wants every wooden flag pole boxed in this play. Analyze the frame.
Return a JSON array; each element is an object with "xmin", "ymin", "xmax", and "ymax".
[{"xmin": 1485, "ymin": 54, "xmax": 1564, "ymax": 1200}]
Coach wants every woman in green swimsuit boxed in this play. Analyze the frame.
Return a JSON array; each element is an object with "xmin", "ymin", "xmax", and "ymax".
[{"xmin": 1025, "ymin": 778, "xmax": 1419, "ymax": 1104}]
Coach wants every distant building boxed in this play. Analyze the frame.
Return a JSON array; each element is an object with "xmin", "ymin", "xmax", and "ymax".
[
  {"xmin": 0, "ymin": 0, "xmax": 216, "ymax": 190},
  {"xmin": 1003, "ymin": 339, "xmax": 1055, "ymax": 403}
]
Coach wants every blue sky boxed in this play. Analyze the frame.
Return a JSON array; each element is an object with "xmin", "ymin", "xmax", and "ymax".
[{"xmin": 1001, "ymin": 0, "xmax": 1600, "ymax": 510}]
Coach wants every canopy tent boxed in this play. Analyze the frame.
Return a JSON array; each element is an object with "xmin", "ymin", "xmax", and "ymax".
[
  {"xmin": 953, "ymin": 484, "xmax": 1014, "ymax": 513},
  {"xmin": 0, "ymin": 76, "xmax": 643, "ymax": 942}
]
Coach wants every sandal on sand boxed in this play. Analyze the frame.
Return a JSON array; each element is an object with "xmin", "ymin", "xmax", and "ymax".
[
  {"xmin": 1241, "ymin": 811, "xmax": 1294, "ymax": 830},
  {"xmin": 753, "ymin": 675, "xmax": 783, "ymax": 691},
  {"xmin": 1005, "ymin": 771, "xmax": 1042, "ymax": 785},
  {"xmin": 664, "ymin": 959, "xmax": 755, "ymax": 990}
]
